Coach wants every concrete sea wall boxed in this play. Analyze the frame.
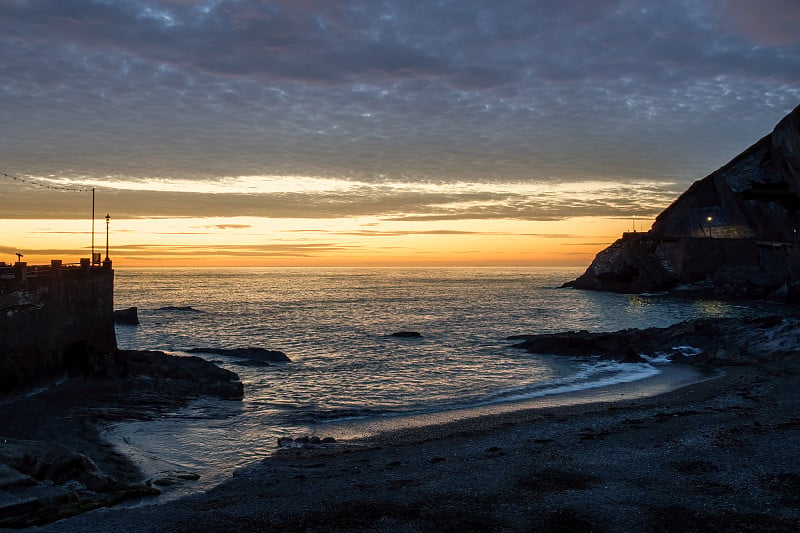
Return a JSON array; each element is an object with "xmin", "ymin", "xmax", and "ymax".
[{"xmin": 0, "ymin": 262, "xmax": 116, "ymax": 392}]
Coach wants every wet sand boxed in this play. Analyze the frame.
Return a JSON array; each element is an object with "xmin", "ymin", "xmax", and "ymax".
[{"xmin": 33, "ymin": 359, "xmax": 800, "ymax": 532}]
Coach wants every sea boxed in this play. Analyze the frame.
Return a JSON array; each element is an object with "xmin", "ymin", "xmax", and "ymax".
[{"xmin": 109, "ymin": 267, "xmax": 786, "ymax": 499}]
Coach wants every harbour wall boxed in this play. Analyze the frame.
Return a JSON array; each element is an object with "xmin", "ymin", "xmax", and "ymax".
[{"xmin": 0, "ymin": 262, "xmax": 116, "ymax": 392}]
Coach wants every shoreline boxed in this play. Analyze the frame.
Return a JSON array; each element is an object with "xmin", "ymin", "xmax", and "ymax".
[
  {"xmin": 97, "ymin": 361, "xmax": 714, "ymax": 503},
  {"xmin": 38, "ymin": 357, "xmax": 800, "ymax": 532},
  {"xmin": 322, "ymin": 361, "xmax": 716, "ymax": 442},
  {"xmin": 9, "ymin": 314, "xmax": 800, "ymax": 531}
]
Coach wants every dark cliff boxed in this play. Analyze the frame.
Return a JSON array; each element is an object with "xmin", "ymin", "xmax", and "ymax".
[
  {"xmin": 567, "ymin": 104, "xmax": 800, "ymax": 299},
  {"xmin": 0, "ymin": 263, "xmax": 116, "ymax": 391}
]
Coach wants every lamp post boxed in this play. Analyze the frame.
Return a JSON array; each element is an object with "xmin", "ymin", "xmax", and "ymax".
[
  {"xmin": 706, "ymin": 216, "xmax": 713, "ymax": 238},
  {"xmin": 103, "ymin": 213, "xmax": 112, "ymax": 267},
  {"xmin": 91, "ymin": 188, "xmax": 95, "ymax": 264}
]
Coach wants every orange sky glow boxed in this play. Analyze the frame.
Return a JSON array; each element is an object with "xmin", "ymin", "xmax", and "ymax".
[
  {"xmin": 1, "ymin": 212, "xmax": 642, "ymax": 268},
  {"xmin": 2, "ymin": 1, "xmax": 796, "ymax": 268}
]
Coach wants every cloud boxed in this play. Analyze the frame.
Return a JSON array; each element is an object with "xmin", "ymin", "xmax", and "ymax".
[
  {"xmin": 1, "ymin": 177, "xmax": 683, "ymax": 223},
  {"xmin": 722, "ymin": 0, "xmax": 800, "ymax": 46},
  {"xmin": 206, "ymin": 224, "xmax": 254, "ymax": 230},
  {"xmin": 0, "ymin": 0, "xmax": 798, "ymax": 220}
]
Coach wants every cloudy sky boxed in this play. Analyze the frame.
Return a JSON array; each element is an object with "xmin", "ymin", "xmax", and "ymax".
[{"xmin": 1, "ymin": 0, "xmax": 798, "ymax": 266}]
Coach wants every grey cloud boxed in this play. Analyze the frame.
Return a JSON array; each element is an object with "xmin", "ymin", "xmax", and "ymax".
[
  {"xmin": 721, "ymin": 0, "xmax": 800, "ymax": 46},
  {"xmin": 0, "ymin": 0, "xmax": 798, "ymax": 202},
  {"xmin": 0, "ymin": 179, "xmax": 680, "ymax": 222}
]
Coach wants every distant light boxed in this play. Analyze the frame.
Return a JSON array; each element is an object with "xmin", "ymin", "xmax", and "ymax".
[{"xmin": 707, "ymin": 216, "xmax": 713, "ymax": 222}]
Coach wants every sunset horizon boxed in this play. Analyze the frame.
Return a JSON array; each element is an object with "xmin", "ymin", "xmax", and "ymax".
[{"xmin": 2, "ymin": 1, "xmax": 798, "ymax": 267}]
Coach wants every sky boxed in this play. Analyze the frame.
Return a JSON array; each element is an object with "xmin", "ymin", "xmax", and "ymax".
[{"xmin": 1, "ymin": 0, "xmax": 799, "ymax": 267}]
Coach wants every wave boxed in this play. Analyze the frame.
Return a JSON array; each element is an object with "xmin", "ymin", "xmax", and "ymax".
[
  {"xmin": 274, "ymin": 406, "xmax": 397, "ymax": 425},
  {"xmin": 157, "ymin": 306, "xmax": 206, "ymax": 313},
  {"xmin": 474, "ymin": 360, "xmax": 660, "ymax": 406},
  {"xmin": 284, "ymin": 360, "xmax": 662, "ymax": 426}
]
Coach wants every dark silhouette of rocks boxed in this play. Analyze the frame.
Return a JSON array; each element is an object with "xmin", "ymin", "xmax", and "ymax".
[
  {"xmin": 509, "ymin": 315, "xmax": 798, "ymax": 365},
  {"xmin": 0, "ymin": 437, "xmax": 158, "ymax": 528},
  {"xmin": 276, "ymin": 436, "xmax": 338, "ymax": 448},
  {"xmin": 391, "ymin": 331, "xmax": 423, "ymax": 338},
  {"xmin": 187, "ymin": 347, "xmax": 290, "ymax": 364},
  {"xmin": 113, "ymin": 350, "xmax": 245, "ymax": 400},
  {"xmin": 113, "ymin": 307, "xmax": 139, "ymax": 325},
  {"xmin": 0, "ymin": 348, "xmax": 242, "ymax": 528},
  {"xmin": 566, "ymin": 104, "xmax": 800, "ymax": 299}
]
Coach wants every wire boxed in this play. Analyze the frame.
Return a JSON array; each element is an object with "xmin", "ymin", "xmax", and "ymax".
[{"xmin": 1, "ymin": 171, "xmax": 93, "ymax": 192}]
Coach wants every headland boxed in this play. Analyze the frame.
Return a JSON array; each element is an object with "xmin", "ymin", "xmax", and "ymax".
[{"xmin": 566, "ymin": 103, "xmax": 800, "ymax": 300}]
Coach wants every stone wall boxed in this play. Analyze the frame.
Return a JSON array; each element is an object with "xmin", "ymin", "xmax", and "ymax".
[{"xmin": 0, "ymin": 263, "xmax": 116, "ymax": 392}]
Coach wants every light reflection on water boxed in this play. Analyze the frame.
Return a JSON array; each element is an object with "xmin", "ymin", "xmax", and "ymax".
[{"xmin": 110, "ymin": 267, "xmax": 790, "ymax": 498}]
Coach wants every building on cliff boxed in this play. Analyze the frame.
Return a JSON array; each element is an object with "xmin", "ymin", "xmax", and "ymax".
[
  {"xmin": 0, "ymin": 260, "xmax": 116, "ymax": 392},
  {"xmin": 566, "ymin": 103, "xmax": 800, "ymax": 299}
]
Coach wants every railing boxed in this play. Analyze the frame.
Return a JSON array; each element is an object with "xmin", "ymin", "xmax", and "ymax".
[{"xmin": 0, "ymin": 260, "xmax": 112, "ymax": 284}]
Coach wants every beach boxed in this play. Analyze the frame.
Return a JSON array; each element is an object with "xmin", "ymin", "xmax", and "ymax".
[
  {"xmin": 14, "ymin": 352, "xmax": 799, "ymax": 532},
  {"xmin": 3, "ymin": 313, "xmax": 800, "ymax": 531}
]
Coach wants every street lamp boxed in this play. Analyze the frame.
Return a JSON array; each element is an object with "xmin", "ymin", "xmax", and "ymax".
[
  {"xmin": 706, "ymin": 216, "xmax": 713, "ymax": 238},
  {"xmin": 103, "ymin": 213, "xmax": 112, "ymax": 267}
]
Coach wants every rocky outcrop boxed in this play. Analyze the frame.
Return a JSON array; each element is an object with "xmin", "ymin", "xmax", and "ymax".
[
  {"xmin": 390, "ymin": 331, "xmax": 423, "ymax": 338},
  {"xmin": 566, "ymin": 104, "xmax": 800, "ymax": 298},
  {"xmin": 113, "ymin": 307, "xmax": 140, "ymax": 325},
  {"xmin": 509, "ymin": 315, "xmax": 798, "ymax": 365},
  {"xmin": 0, "ymin": 348, "xmax": 243, "ymax": 527},
  {"xmin": 113, "ymin": 350, "xmax": 245, "ymax": 400},
  {"xmin": 0, "ymin": 438, "xmax": 159, "ymax": 528}
]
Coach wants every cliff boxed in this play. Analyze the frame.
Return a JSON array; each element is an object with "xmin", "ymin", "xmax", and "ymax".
[
  {"xmin": 0, "ymin": 262, "xmax": 116, "ymax": 392},
  {"xmin": 566, "ymin": 103, "xmax": 800, "ymax": 299}
]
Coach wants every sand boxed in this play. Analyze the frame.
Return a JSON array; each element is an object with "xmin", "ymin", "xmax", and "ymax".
[{"xmin": 26, "ymin": 358, "xmax": 800, "ymax": 533}]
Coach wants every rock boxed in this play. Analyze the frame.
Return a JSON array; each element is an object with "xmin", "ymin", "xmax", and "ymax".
[
  {"xmin": 391, "ymin": 331, "xmax": 422, "ymax": 338},
  {"xmin": 0, "ymin": 438, "xmax": 117, "ymax": 492},
  {"xmin": 157, "ymin": 306, "xmax": 204, "ymax": 313},
  {"xmin": 277, "ymin": 437, "xmax": 294, "ymax": 447},
  {"xmin": 566, "ymin": 104, "xmax": 800, "ymax": 299},
  {"xmin": 113, "ymin": 350, "xmax": 245, "ymax": 400},
  {"xmin": 149, "ymin": 470, "xmax": 201, "ymax": 487},
  {"xmin": 61, "ymin": 480, "xmax": 86, "ymax": 491},
  {"xmin": 0, "ymin": 463, "xmax": 36, "ymax": 490},
  {"xmin": 113, "ymin": 307, "xmax": 139, "ymax": 325},
  {"xmin": 152, "ymin": 476, "xmax": 179, "ymax": 487},
  {"xmin": 510, "ymin": 315, "xmax": 800, "ymax": 365},
  {"xmin": 187, "ymin": 347, "xmax": 290, "ymax": 364},
  {"xmin": 509, "ymin": 331, "xmax": 645, "ymax": 363},
  {"xmin": 277, "ymin": 436, "xmax": 337, "ymax": 448}
]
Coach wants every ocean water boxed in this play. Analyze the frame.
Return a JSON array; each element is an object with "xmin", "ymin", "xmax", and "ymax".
[{"xmin": 110, "ymin": 267, "xmax": 782, "ymax": 496}]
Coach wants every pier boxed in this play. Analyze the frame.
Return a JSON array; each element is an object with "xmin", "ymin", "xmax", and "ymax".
[{"xmin": 0, "ymin": 258, "xmax": 116, "ymax": 392}]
